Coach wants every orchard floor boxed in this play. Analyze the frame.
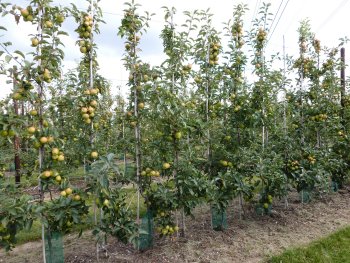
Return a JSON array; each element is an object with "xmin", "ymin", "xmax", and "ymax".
[{"xmin": 1, "ymin": 187, "xmax": 350, "ymax": 263}]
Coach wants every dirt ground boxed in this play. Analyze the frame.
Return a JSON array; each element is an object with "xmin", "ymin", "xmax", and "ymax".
[{"xmin": 1, "ymin": 187, "xmax": 350, "ymax": 263}]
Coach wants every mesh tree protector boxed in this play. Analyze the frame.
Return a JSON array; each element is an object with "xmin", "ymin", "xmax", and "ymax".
[
  {"xmin": 45, "ymin": 230, "xmax": 64, "ymax": 263},
  {"xmin": 135, "ymin": 209, "xmax": 153, "ymax": 250},
  {"xmin": 211, "ymin": 206, "xmax": 227, "ymax": 231}
]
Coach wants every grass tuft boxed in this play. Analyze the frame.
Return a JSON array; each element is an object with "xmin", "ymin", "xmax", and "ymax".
[{"xmin": 268, "ymin": 226, "xmax": 350, "ymax": 263}]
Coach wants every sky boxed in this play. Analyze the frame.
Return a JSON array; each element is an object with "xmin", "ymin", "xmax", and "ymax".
[{"xmin": 1, "ymin": 0, "xmax": 350, "ymax": 99}]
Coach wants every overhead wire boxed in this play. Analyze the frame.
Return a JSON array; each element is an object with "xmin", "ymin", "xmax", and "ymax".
[
  {"xmin": 250, "ymin": 0, "xmax": 261, "ymax": 30},
  {"xmin": 267, "ymin": 0, "xmax": 290, "ymax": 45},
  {"xmin": 267, "ymin": 0, "xmax": 284, "ymax": 34},
  {"xmin": 316, "ymin": 0, "xmax": 349, "ymax": 32}
]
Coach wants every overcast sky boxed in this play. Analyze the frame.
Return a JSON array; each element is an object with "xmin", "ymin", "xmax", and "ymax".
[{"xmin": 1, "ymin": 0, "xmax": 350, "ymax": 99}]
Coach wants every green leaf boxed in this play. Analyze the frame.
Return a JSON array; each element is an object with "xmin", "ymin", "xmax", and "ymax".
[
  {"xmin": 13, "ymin": 50, "xmax": 25, "ymax": 59},
  {"xmin": 5, "ymin": 54, "xmax": 11, "ymax": 63},
  {"xmin": 35, "ymin": 206, "xmax": 45, "ymax": 214},
  {"xmin": 25, "ymin": 220, "xmax": 33, "ymax": 230},
  {"xmin": 57, "ymin": 31, "xmax": 68, "ymax": 36},
  {"xmin": 1, "ymin": 217, "xmax": 9, "ymax": 227}
]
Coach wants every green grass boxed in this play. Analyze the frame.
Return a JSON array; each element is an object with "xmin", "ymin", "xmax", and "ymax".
[
  {"xmin": 16, "ymin": 221, "xmax": 43, "ymax": 244},
  {"xmin": 268, "ymin": 226, "xmax": 350, "ymax": 263},
  {"xmin": 16, "ymin": 210, "xmax": 94, "ymax": 245},
  {"xmin": 2, "ymin": 174, "xmax": 38, "ymax": 188}
]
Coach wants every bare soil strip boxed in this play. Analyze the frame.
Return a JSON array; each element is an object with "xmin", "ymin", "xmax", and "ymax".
[{"xmin": 1, "ymin": 187, "xmax": 350, "ymax": 263}]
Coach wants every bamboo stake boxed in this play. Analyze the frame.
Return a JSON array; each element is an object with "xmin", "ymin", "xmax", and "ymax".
[
  {"xmin": 130, "ymin": 7, "xmax": 142, "ymax": 249},
  {"xmin": 204, "ymin": 20, "xmax": 213, "ymax": 228},
  {"xmin": 36, "ymin": 4, "xmax": 47, "ymax": 262},
  {"xmin": 87, "ymin": 0, "xmax": 100, "ymax": 260},
  {"xmin": 12, "ymin": 69, "xmax": 21, "ymax": 185},
  {"xmin": 282, "ymin": 36, "xmax": 289, "ymax": 209},
  {"xmin": 340, "ymin": 48, "xmax": 346, "ymax": 128}
]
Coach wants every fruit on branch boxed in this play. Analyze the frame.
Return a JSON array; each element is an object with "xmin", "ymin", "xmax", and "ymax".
[
  {"xmin": 52, "ymin": 148, "xmax": 59, "ymax": 155},
  {"xmin": 42, "ymin": 69, "xmax": 52, "ymax": 83},
  {"xmin": 209, "ymin": 42, "xmax": 220, "ymax": 65},
  {"xmin": 234, "ymin": 105, "xmax": 241, "ymax": 112},
  {"xmin": 39, "ymin": 137, "xmax": 48, "ymax": 144},
  {"xmin": 90, "ymin": 151, "xmax": 98, "ymax": 159},
  {"xmin": 43, "ymin": 120, "xmax": 49, "ymax": 127},
  {"xmin": 194, "ymin": 76, "xmax": 202, "ymax": 84},
  {"xmin": 90, "ymin": 100, "xmax": 98, "ymax": 107},
  {"xmin": 138, "ymin": 102, "xmax": 145, "ymax": 109},
  {"xmin": 338, "ymin": 131, "xmax": 344, "ymax": 137},
  {"xmin": 42, "ymin": 170, "xmax": 52, "ymax": 178},
  {"xmin": 182, "ymin": 64, "xmax": 192, "ymax": 74},
  {"xmin": 257, "ymin": 28, "xmax": 267, "ymax": 42},
  {"xmin": 20, "ymin": 8, "xmax": 29, "ymax": 17},
  {"xmin": 77, "ymin": 14, "xmax": 93, "ymax": 39},
  {"xmin": 21, "ymin": 7, "xmax": 35, "ymax": 22},
  {"xmin": 103, "ymin": 199, "xmax": 109, "ymax": 206},
  {"xmin": 287, "ymin": 160, "xmax": 300, "ymax": 171},
  {"xmin": 31, "ymin": 38, "xmax": 39, "ymax": 47},
  {"xmin": 224, "ymin": 135, "xmax": 231, "ymax": 141},
  {"xmin": 84, "ymin": 118, "xmax": 92, "ymax": 124},
  {"xmin": 162, "ymin": 162, "xmax": 171, "ymax": 170},
  {"xmin": 29, "ymin": 109, "xmax": 38, "ymax": 116},
  {"xmin": 80, "ymin": 46, "xmax": 87, "ymax": 53},
  {"xmin": 55, "ymin": 175, "xmax": 62, "ymax": 182},
  {"xmin": 12, "ymin": 92, "xmax": 22, "ymax": 100},
  {"xmin": 44, "ymin": 20, "xmax": 53, "ymax": 28},
  {"xmin": 27, "ymin": 126, "xmax": 36, "ymax": 134},
  {"xmin": 8, "ymin": 130, "xmax": 15, "ymax": 136},
  {"xmin": 142, "ymin": 75, "xmax": 149, "ymax": 82},
  {"xmin": 220, "ymin": 160, "xmax": 228, "ymax": 167},
  {"xmin": 174, "ymin": 131, "xmax": 182, "ymax": 140},
  {"xmin": 267, "ymin": 195, "xmax": 273, "ymax": 203},
  {"xmin": 55, "ymin": 14, "xmax": 65, "ymax": 24},
  {"xmin": 89, "ymin": 88, "xmax": 99, "ymax": 95},
  {"xmin": 307, "ymin": 155, "xmax": 316, "ymax": 165},
  {"xmin": 65, "ymin": 188, "xmax": 73, "ymax": 195}
]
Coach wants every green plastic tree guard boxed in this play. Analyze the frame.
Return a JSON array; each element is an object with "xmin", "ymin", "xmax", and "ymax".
[
  {"xmin": 211, "ymin": 206, "xmax": 227, "ymax": 231},
  {"xmin": 136, "ymin": 210, "xmax": 153, "ymax": 251},
  {"xmin": 45, "ymin": 230, "xmax": 64, "ymax": 263}
]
